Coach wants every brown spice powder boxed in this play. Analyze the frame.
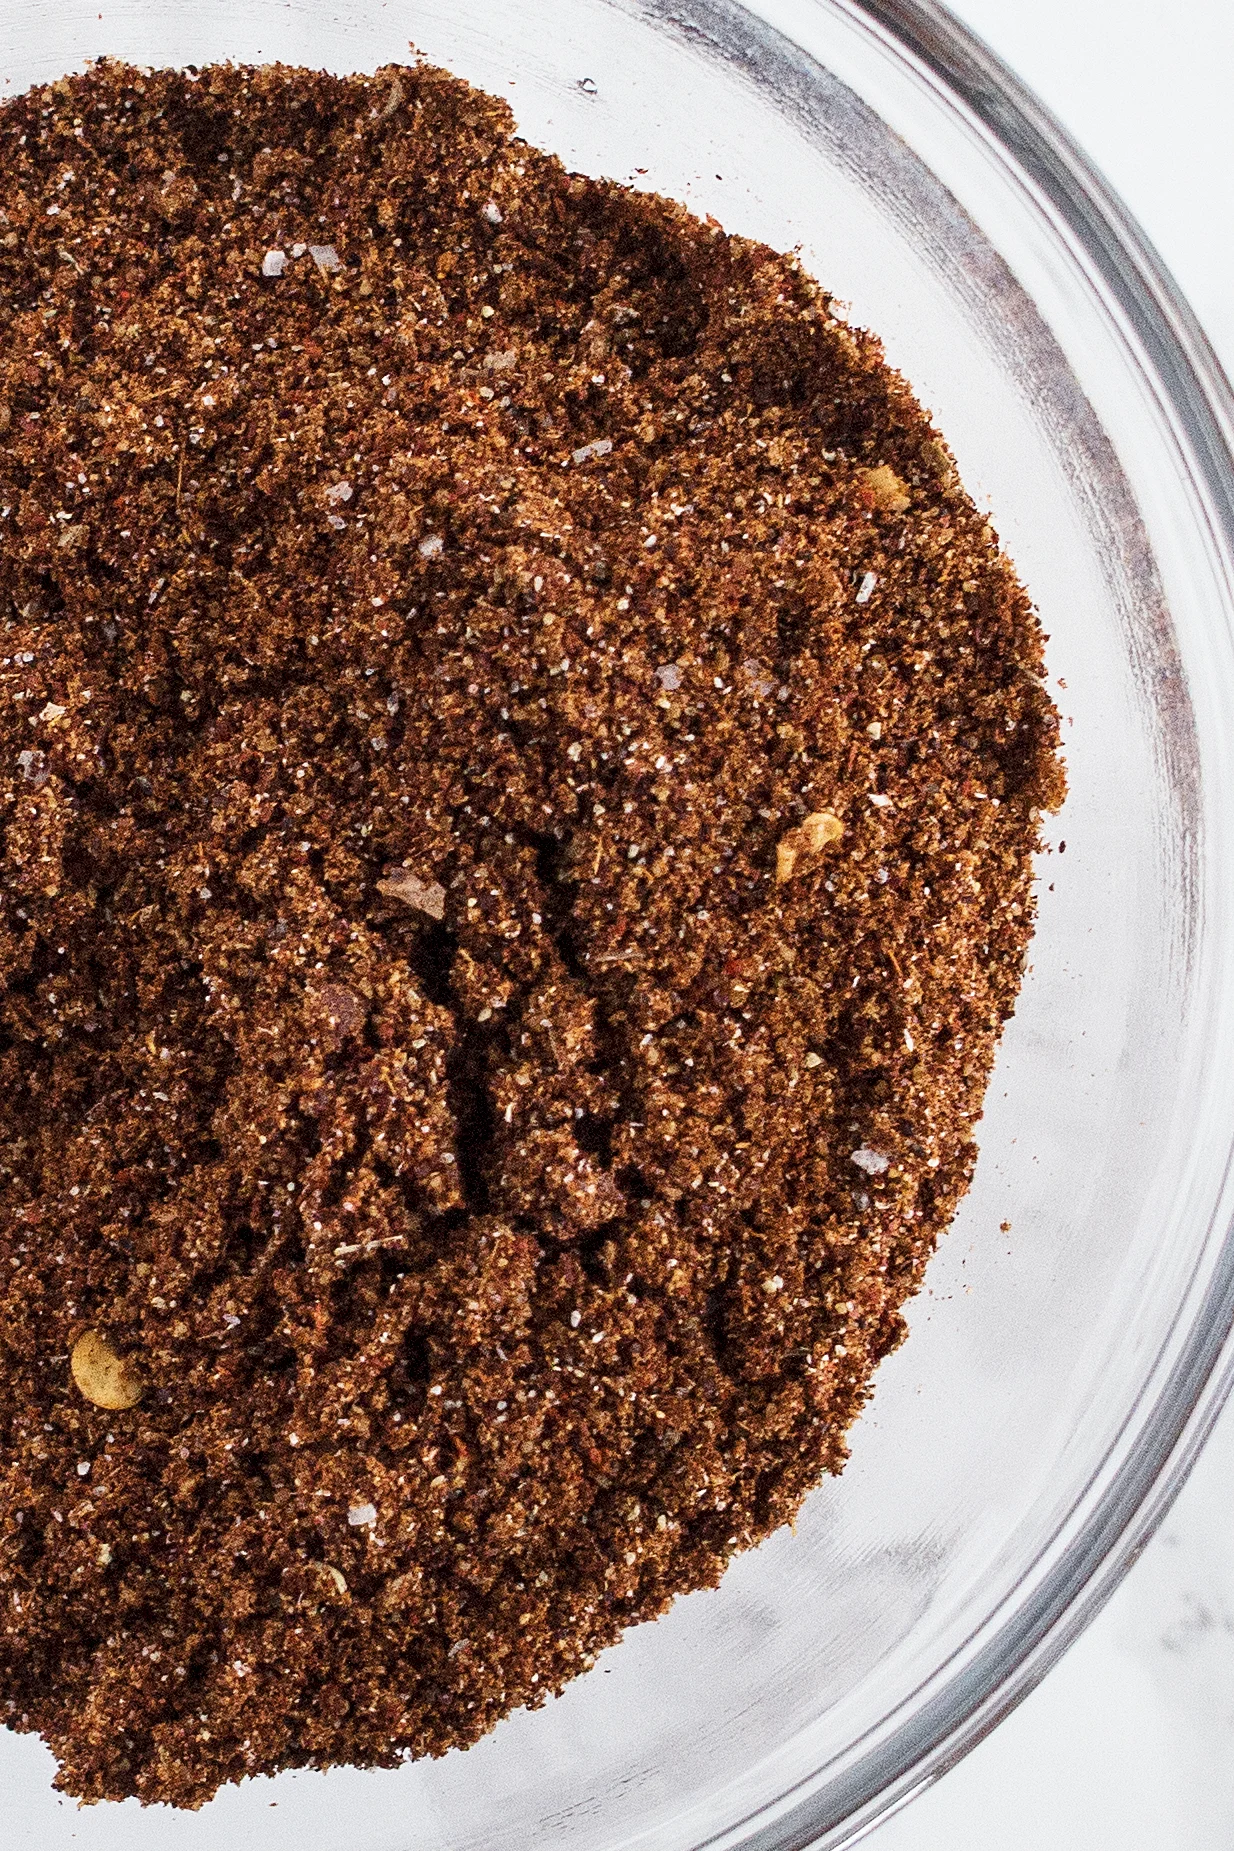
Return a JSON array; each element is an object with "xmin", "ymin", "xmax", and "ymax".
[{"xmin": 0, "ymin": 58, "xmax": 1065, "ymax": 1806}]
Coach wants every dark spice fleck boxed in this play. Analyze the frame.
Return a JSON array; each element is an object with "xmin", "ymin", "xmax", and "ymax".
[{"xmin": 0, "ymin": 56, "xmax": 1065, "ymax": 1807}]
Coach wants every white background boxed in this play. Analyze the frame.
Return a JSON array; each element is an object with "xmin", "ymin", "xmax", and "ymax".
[{"xmin": 869, "ymin": 3, "xmax": 1234, "ymax": 1845}]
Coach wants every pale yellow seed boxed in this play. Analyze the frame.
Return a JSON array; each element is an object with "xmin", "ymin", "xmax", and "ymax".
[
  {"xmin": 860, "ymin": 464, "xmax": 912, "ymax": 513},
  {"xmin": 70, "ymin": 1330, "xmax": 144, "ymax": 1410},
  {"xmin": 776, "ymin": 811, "xmax": 844, "ymax": 882},
  {"xmin": 799, "ymin": 811, "xmax": 844, "ymax": 852}
]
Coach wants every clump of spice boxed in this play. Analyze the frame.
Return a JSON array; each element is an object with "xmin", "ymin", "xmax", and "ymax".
[{"xmin": 0, "ymin": 57, "xmax": 1064, "ymax": 1807}]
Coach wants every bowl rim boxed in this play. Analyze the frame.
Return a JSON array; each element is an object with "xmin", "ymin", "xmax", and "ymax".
[{"xmin": 711, "ymin": 0, "xmax": 1234, "ymax": 1842}]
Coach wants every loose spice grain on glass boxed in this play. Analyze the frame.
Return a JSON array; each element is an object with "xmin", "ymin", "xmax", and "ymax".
[{"xmin": 0, "ymin": 59, "xmax": 1065, "ymax": 1806}]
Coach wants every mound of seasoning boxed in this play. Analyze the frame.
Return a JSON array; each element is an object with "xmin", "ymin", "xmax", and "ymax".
[{"xmin": 0, "ymin": 57, "xmax": 1065, "ymax": 1807}]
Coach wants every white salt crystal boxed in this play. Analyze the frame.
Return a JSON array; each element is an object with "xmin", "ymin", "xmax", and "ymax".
[
  {"xmin": 261, "ymin": 249, "xmax": 286, "ymax": 277},
  {"xmin": 856, "ymin": 571, "xmax": 878, "ymax": 604},
  {"xmin": 348, "ymin": 1502, "xmax": 377, "ymax": 1527},
  {"xmin": 741, "ymin": 659, "xmax": 776, "ymax": 697},
  {"xmin": 850, "ymin": 1147, "xmax": 890, "ymax": 1176}
]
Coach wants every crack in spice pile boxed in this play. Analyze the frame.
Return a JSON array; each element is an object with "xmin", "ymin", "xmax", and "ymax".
[{"xmin": 0, "ymin": 58, "xmax": 1065, "ymax": 1807}]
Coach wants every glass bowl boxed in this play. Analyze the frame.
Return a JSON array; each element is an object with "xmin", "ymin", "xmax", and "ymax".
[{"xmin": 5, "ymin": 1, "xmax": 1234, "ymax": 1846}]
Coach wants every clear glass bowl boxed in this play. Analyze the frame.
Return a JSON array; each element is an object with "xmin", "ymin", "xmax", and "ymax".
[{"xmin": 5, "ymin": 1, "xmax": 1234, "ymax": 1846}]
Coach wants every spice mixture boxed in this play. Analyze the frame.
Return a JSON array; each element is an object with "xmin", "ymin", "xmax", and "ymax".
[{"xmin": 0, "ymin": 58, "xmax": 1065, "ymax": 1807}]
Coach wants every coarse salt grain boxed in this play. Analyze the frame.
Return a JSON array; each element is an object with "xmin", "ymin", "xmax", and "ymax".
[
  {"xmin": 347, "ymin": 1502, "xmax": 377, "ymax": 1527},
  {"xmin": 572, "ymin": 437, "xmax": 613, "ymax": 465},
  {"xmin": 850, "ymin": 1147, "xmax": 890, "ymax": 1176},
  {"xmin": 262, "ymin": 249, "xmax": 286, "ymax": 277},
  {"xmin": 856, "ymin": 571, "xmax": 878, "ymax": 603}
]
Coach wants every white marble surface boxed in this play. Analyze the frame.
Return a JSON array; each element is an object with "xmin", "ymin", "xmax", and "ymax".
[
  {"xmin": 870, "ymin": 1407, "xmax": 1234, "ymax": 1849},
  {"xmin": 869, "ymin": 1, "xmax": 1234, "ymax": 1843}
]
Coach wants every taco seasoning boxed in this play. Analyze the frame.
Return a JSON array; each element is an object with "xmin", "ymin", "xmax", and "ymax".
[{"xmin": 0, "ymin": 57, "xmax": 1064, "ymax": 1806}]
